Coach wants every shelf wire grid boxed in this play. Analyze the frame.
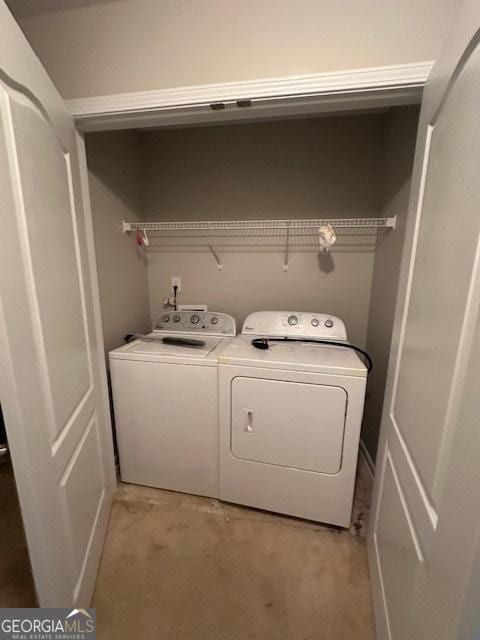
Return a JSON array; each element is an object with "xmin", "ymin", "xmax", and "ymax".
[{"xmin": 123, "ymin": 217, "xmax": 395, "ymax": 253}]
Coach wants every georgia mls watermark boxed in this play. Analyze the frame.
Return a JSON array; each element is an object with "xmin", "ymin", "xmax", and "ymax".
[{"xmin": 0, "ymin": 608, "xmax": 96, "ymax": 640}]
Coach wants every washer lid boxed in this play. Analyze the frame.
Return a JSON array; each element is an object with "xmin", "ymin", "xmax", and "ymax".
[
  {"xmin": 218, "ymin": 335, "xmax": 367, "ymax": 377},
  {"xmin": 110, "ymin": 333, "xmax": 224, "ymax": 361}
]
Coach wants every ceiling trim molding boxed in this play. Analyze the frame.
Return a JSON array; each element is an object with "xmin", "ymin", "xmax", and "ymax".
[{"xmin": 68, "ymin": 61, "xmax": 434, "ymax": 131}]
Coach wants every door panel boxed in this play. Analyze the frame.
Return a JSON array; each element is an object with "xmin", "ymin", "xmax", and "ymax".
[
  {"xmin": 414, "ymin": 297, "xmax": 480, "ymax": 640},
  {"xmin": 375, "ymin": 453, "xmax": 423, "ymax": 640},
  {"xmin": 231, "ymin": 377, "xmax": 346, "ymax": 474},
  {"xmin": 368, "ymin": 3, "xmax": 480, "ymax": 638},
  {"xmin": 0, "ymin": 1, "xmax": 115, "ymax": 607},
  {"xmin": 9, "ymin": 93, "xmax": 92, "ymax": 441},
  {"xmin": 393, "ymin": 44, "xmax": 480, "ymax": 501},
  {"xmin": 60, "ymin": 417, "xmax": 104, "ymax": 583}
]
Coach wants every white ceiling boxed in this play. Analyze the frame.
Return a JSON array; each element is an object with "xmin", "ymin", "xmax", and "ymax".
[{"xmin": 6, "ymin": 0, "xmax": 120, "ymax": 18}]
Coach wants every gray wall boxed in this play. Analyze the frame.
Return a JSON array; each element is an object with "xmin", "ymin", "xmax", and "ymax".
[
  {"xmin": 142, "ymin": 115, "xmax": 387, "ymax": 345},
  {"xmin": 362, "ymin": 106, "xmax": 419, "ymax": 462},
  {"xmin": 86, "ymin": 130, "xmax": 151, "ymax": 354},
  {"xmin": 12, "ymin": 0, "xmax": 462, "ymax": 99}
]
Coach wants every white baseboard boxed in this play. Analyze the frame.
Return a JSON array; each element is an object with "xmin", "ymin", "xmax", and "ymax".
[{"xmin": 359, "ymin": 439, "xmax": 375, "ymax": 480}]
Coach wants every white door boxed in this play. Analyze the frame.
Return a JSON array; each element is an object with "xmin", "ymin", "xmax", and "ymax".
[
  {"xmin": 0, "ymin": 2, "xmax": 116, "ymax": 607},
  {"xmin": 368, "ymin": 1, "xmax": 480, "ymax": 638}
]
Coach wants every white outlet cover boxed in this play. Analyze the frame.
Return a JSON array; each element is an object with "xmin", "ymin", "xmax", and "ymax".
[{"xmin": 171, "ymin": 276, "xmax": 182, "ymax": 292}]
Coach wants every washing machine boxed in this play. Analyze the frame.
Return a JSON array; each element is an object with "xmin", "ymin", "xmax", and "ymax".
[
  {"xmin": 218, "ymin": 311, "xmax": 368, "ymax": 527},
  {"xmin": 109, "ymin": 311, "xmax": 236, "ymax": 498}
]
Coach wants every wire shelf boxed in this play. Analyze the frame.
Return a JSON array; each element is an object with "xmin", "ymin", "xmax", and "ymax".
[
  {"xmin": 123, "ymin": 216, "xmax": 396, "ymax": 270},
  {"xmin": 123, "ymin": 217, "xmax": 396, "ymax": 232}
]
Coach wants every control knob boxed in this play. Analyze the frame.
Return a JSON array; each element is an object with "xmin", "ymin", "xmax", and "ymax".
[
  {"xmin": 211, "ymin": 317, "xmax": 218, "ymax": 324},
  {"xmin": 325, "ymin": 319, "xmax": 334, "ymax": 328},
  {"xmin": 191, "ymin": 314, "xmax": 200, "ymax": 324},
  {"xmin": 287, "ymin": 315, "xmax": 299, "ymax": 326},
  {"xmin": 311, "ymin": 318, "xmax": 319, "ymax": 327},
  {"xmin": 173, "ymin": 315, "xmax": 180, "ymax": 322}
]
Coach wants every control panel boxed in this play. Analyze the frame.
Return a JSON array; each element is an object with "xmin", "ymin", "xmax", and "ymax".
[
  {"xmin": 242, "ymin": 311, "xmax": 347, "ymax": 341},
  {"xmin": 153, "ymin": 311, "xmax": 236, "ymax": 336}
]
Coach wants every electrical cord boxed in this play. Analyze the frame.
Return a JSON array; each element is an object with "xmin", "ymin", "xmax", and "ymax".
[{"xmin": 251, "ymin": 337, "xmax": 373, "ymax": 373}]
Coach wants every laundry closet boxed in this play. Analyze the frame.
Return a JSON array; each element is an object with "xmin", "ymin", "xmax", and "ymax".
[
  {"xmin": 5, "ymin": 0, "xmax": 480, "ymax": 632},
  {"xmin": 85, "ymin": 105, "xmax": 419, "ymax": 468}
]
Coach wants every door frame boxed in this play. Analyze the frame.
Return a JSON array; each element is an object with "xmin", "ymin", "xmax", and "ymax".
[
  {"xmin": 75, "ymin": 128, "xmax": 117, "ymax": 489},
  {"xmin": 67, "ymin": 62, "xmax": 433, "ymax": 132}
]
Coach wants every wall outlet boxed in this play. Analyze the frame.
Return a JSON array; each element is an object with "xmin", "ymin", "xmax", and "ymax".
[{"xmin": 171, "ymin": 276, "xmax": 182, "ymax": 292}]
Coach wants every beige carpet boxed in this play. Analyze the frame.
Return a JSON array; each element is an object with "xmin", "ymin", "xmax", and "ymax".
[{"xmin": 93, "ymin": 463, "xmax": 375, "ymax": 640}]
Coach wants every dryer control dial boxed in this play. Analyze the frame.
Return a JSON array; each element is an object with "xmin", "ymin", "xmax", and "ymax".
[
  {"xmin": 325, "ymin": 319, "xmax": 334, "ymax": 328},
  {"xmin": 287, "ymin": 315, "xmax": 299, "ymax": 326},
  {"xmin": 311, "ymin": 318, "xmax": 319, "ymax": 327},
  {"xmin": 190, "ymin": 314, "xmax": 200, "ymax": 324}
]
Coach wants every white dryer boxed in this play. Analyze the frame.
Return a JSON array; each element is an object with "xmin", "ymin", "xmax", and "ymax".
[
  {"xmin": 109, "ymin": 311, "xmax": 236, "ymax": 498},
  {"xmin": 218, "ymin": 311, "xmax": 367, "ymax": 527}
]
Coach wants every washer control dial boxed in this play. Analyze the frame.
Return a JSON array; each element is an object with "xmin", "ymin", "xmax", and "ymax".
[
  {"xmin": 287, "ymin": 315, "xmax": 299, "ymax": 326},
  {"xmin": 311, "ymin": 318, "xmax": 319, "ymax": 327},
  {"xmin": 190, "ymin": 314, "xmax": 200, "ymax": 324},
  {"xmin": 162, "ymin": 314, "xmax": 170, "ymax": 322},
  {"xmin": 173, "ymin": 315, "xmax": 180, "ymax": 322},
  {"xmin": 211, "ymin": 316, "xmax": 218, "ymax": 324},
  {"xmin": 325, "ymin": 318, "xmax": 334, "ymax": 328}
]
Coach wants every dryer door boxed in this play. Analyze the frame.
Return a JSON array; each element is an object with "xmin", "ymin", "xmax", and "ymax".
[{"xmin": 231, "ymin": 377, "xmax": 347, "ymax": 474}]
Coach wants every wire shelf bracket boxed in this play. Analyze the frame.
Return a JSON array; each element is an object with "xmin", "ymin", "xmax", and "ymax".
[
  {"xmin": 209, "ymin": 233, "xmax": 223, "ymax": 270},
  {"xmin": 283, "ymin": 222, "xmax": 291, "ymax": 272}
]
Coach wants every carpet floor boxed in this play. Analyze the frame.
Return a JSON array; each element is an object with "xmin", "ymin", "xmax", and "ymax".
[{"xmin": 93, "ymin": 462, "xmax": 375, "ymax": 639}]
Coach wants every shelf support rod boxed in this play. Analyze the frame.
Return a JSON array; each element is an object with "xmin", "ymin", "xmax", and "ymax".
[
  {"xmin": 283, "ymin": 222, "xmax": 290, "ymax": 272},
  {"xmin": 209, "ymin": 232, "xmax": 223, "ymax": 270}
]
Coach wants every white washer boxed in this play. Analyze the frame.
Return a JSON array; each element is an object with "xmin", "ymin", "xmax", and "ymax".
[
  {"xmin": 109, "ymin": 311, "xmax": 236, "ymax": 498},
  {"xmin": 218, "ymin": 311, "xmax": 367, "ymax": 527}
]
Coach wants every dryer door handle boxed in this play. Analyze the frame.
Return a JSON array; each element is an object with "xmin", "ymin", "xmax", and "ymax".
[{"xmin": 244, "ymin": 409, "xmax": 254, "ymax": 433}]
